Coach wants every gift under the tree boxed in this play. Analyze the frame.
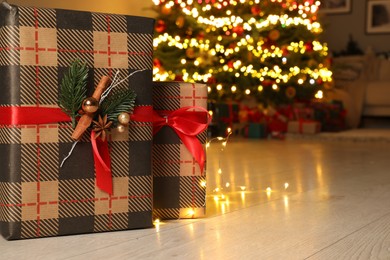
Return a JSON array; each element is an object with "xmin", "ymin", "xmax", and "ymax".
[
  {"xmin": 214, "ymin": 101, "xmax": 239, "ymax": 135},
  {"xmin": 311, "ymin": 101, "xmax": 346, "ymax": 132},
  {"xmin": 0, "ymin": 3, "xmax": 155, "ymax": 240},
  {"xmin": 287, "ymin": 120, "xmax": 321, "ymax": 134},
  {"xmin": 152, "ymin": 82, "xmax": 209, "ymax": 220},
  {"xmin": 247, "ymin": 123, "xmax": 268, "ymax": 138}
]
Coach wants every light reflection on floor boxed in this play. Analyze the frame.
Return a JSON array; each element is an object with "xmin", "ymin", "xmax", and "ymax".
[{"xmin": 205, "ymin": 137, "xmax": 325, "ymax": 217}]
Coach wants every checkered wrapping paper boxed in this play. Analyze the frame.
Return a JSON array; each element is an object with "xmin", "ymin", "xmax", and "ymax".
[
  {"xmin": 0, "ymin": 3, "xmax": 154, "ymax": 240},
  {"xmin": 152, "ymin": 82, "xmax": 208, "ymax": 220}
]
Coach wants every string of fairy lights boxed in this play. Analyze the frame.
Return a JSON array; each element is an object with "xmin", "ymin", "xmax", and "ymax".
[{"xmin": 153, "ymin": 0, "xmax": 332, "ymax": 98}]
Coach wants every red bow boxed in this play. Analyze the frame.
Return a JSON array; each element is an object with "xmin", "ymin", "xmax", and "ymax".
[
  {"xmin": 153, "ymin": 106, "xmax": 211, "ymax": 173},
  {"xmin": 0, "ymin": 106, "xmax": 152, "ymax": 194}
]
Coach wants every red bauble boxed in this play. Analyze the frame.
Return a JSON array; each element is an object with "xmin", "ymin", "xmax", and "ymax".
[
  {"xmin": 207, "ymin": 76, "xmax": 216, "ymax": 84},
  {"xmin": 281, "ymin": 46, "xmax": 289, "ymax": 56},
  {"xmin": 251, "ymin": 5, "xmax": 261, "ymax": 15},
  {"xmin": 174, "ymin": 75, "xmax": 184, "ymax": 81},
  {"xmin": 232, "ymin": 25, "xmax": 244, "ymax": 36},
  {"xmin": 155, "ymin": 20, "xmax": 167, "ymax": 33},
  {"xmin": 153, "ymin": 58, "xmax": 162, "ymax": 68},
  {"xmin": 197, "ymin": 31, "xmax": 205, "ymax": 40},
  {"xmin": 262, "ymin": 80, "xmax": 274, "ymax": 87},
  {"xmin": 305, "ymin": 42, "xmax": 314, "ymax": 52},
  {"xmin": 227, "ymin": 60, "xmax": 234, "ymax": 68}
]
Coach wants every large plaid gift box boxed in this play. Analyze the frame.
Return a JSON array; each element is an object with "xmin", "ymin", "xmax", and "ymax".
[
  {"xmin": 0, "ymin": 3, "xmax": 154, "ymax": 240},
  {"xmin": 152, "ymin": 82, "xmax": 208, "ymax": 220}
]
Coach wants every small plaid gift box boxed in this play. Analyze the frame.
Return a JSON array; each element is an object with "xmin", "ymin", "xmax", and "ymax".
[
  {"xmin": 152, "ymin": 82, "xmax": 209, "ymax": 220},
  {"xmin": 0, "ymin": 3, "xmax": 154, "ymax": 240},
  {"xmin": 287, "ymin": 120, "xmax": 321, "ymax": 134}
]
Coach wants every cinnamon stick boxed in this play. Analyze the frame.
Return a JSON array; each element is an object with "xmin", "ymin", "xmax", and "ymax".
[{"xmin": 71, "ymin": 76, "xmax": 111, "ymax": 140}]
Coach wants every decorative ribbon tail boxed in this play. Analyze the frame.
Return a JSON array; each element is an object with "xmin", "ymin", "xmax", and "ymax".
[
  {"xmin": 176, "ymin": 131, "xmax": 206, "ymax": 173},
  {"xmin": 91, "ymin": 131, "xmax": 113, "ymax": 195}
]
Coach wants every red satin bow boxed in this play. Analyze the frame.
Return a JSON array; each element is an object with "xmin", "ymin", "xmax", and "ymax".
[
  {"xmin": 0, "ymin": 106, "xmax": 152, "ymax": 195},
  {"xmin": 153, "ymin": 106, "xmax": 211, "ymax": 173}
]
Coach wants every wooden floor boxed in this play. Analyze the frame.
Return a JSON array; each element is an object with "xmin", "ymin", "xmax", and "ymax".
[{"xmin": 1, "ymin": 137, "xmax": 390, "ymax": 259}]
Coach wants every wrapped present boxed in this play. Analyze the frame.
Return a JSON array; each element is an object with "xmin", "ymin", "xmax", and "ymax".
[
  {"xmin": 214, "ymin": 101, "xmax": 239, "ymax": 135},
  {"xmin": 0, "ymin": 3, "xmax": 155, "ymax": 240},
  {"xmin": 293, "ymin": 107, "xmax": 314, "ymax": 120},
  {"xmin": 287, "ymin": 120, "xmax": 321, "ymax": 134},
  {"xmin": 247, "ymin": 123, "xmax": 268, "ymax": 139},
  {"xmin": 152, "ymin": 82, "xmax": 209, "ymax": 220},
  {"xmin": 311, "ymin": 101, "xmax": 346, "ymax": 132}
]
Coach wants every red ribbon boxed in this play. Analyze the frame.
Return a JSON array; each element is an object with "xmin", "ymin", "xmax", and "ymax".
[
  {"xmin": 153, "ymin": 106, "xmax": 211, "ymax": 173},
  {"xmin": 0, "ymin": 106, "xmax": 72, "ymax": 125},
  {"xmin": 0, "ymin": 105, "xmax": 152, "ymax": 194},
  {"xmin": 90, "ymin": 131, "xmax": 112, "ymax": 194}
]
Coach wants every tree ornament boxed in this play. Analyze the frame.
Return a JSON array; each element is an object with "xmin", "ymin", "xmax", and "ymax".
[
  {"xmin": 232, "ymin": 25, "xmax": 244, "ymax": 36},
  {"xmin": 93, "ymin": 115, "xmax": 113, "ymax": 141},
  {"xmin": 305, "ymin": 42, "xmax": 314, "ymax": 52},
  {"xmin": 197, "ymin": 31, "xmax": 205, "ymax": 40},
  {"xmin": 155, "ymin": 20, "xmax": 167, "ymax": 33},
  {"xmin": 176, "ymin": 16, "xmax": 185, "ymax": 28},
  {"xmin": 186, "ymin": 27, "xmax": 193, "ymax": 36},
  {"xmin": 268, "ymin": 29, "xmax": 280, "ymax": 41},
  {"xmin": 186, "ymin": 47, "xmax": 196, "ymax": 59},
  {"xmin": 251, "ymin": 5, "xmax": 261, "ymax": 15},
  {"xmin": 82, "ymin": 97, "xmax": 99, "ymax": 114},
  {"xmin": 161, "ymin": 5, "xmax": 172, "ymax": 15},
  {"xmin": 174, "ymin": 74, "xmax": 184, "ymax": 81},
  {"xmin": 281, "ymin": 45, "xmax": 289, "ymax": 56},
  {"xmin": 285, "ymin": 86, "xmax": 296, "ymax": 99},
  {"xmin": 154, "ymin": 58, "xmax": 162, "ymax": 68},
  {"xmin": 118, "ymin": 112, "xmax": 130, "ymax": 125}
]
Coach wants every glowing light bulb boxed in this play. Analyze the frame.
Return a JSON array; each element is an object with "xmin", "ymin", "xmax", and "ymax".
[
  {"xmin": 218, "ymin": 168, "xmax": 222, "ymax": 174},
  {"xmin": 225, "ymin": 182, "xmax": 230, "ymax": 188},
  {"xmin": 245, "ymin": 89, "xmax": 251, "ymax": 95},
  {"xmin": 154, "ymin": 219, "xmax": 160, "ymax": 225},
  {"xmin": 227, "ymin": 127, "xmax": 232, "ymax": 133},
  {"xmin": 231, "ymin": 85, "xmax": 237, "ymax": 92},
  {"xmin": 188, "ymin": 209, "xmax": 195, "ymax": 216},
  {"xmin": 284, "ymin": 183, "xmax": 289, "ymax": 189},
  {"xmin": 240, "ymin": 186, "xmax": 246, "ymax": 191},
  {"xmin": 266, "ymin": 187, "xmax": 272, "ymax": 192},
  {"xmin": 216, "ymin": 84, "xmax": 223, "ymax": 91},
  {"xmin": 315, "ymin": 90, "xmax": 323, "ymax": 99},
  {"xmin": 200, "ymin": 180, "xmax": 207, "ymax": 188}
]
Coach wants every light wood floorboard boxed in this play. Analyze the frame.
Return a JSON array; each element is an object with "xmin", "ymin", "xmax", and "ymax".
[{"xmin": 1, "ymin": 138, "xmax": 390, "ymax": 259}]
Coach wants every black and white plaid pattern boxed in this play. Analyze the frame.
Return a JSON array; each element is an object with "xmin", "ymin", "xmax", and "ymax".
[{"xmin": 0, "ymin": 3, "xmax": 154, "ymax": 240}]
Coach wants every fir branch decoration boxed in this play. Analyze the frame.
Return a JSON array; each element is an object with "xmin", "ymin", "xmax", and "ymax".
[
  {"xmin": 99, "ymin": 89, "xmax": 136, "ymax": 126},
  {"xmin": 59, "ymin": 60, "xmax": 89, "ymax": 128}
]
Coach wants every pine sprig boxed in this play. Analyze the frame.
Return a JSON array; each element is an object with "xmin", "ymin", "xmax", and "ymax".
[
  {"xmin": 59, "ymin": 60, "xmax": 89, "ymax": 128},
  {"xmin": 99, "ymin": 89, "xmax": 137, "ymax": 125}
]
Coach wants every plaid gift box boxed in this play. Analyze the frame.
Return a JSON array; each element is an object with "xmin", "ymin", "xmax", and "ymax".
[
  {"xmin": 247, "ymin": 123, "xmax": 267, "ymax": 138},
  {"xmin": 0, "ymin": 3, "xmax": 154, "ymax": 240},
  {"xmin": 152, "ymin": 82, "xmax": 208, "ymax": 220},
  {"xmin": 287, "ymin": 120, "xmax": 321, "ymax": 134}
]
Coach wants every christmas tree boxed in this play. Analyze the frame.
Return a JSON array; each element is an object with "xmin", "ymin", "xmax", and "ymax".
[{"xmin": 152, "ymin": 0, "xmax": 332, "ymax": 105}]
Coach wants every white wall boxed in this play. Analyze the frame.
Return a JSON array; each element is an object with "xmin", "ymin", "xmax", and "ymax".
[{"xmin": 321, "ymin": 0, "xmax": 390, "ymax": 54}]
